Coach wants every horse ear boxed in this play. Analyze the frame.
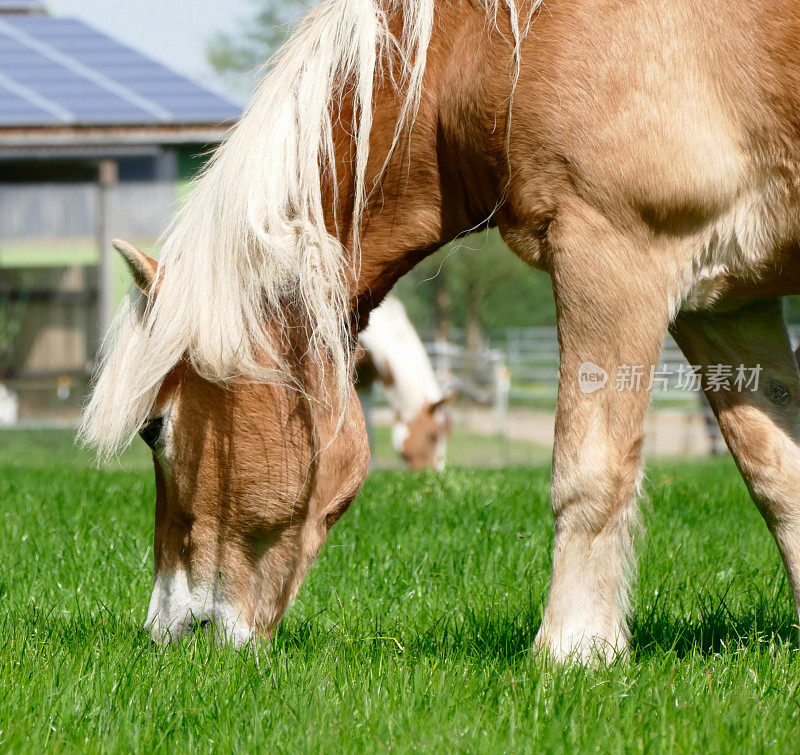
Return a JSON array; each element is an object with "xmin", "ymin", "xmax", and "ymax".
[
  {"xmin": 113, "ymin": 239, "xmax": 157, "ymax": 294},
  {"xmin": 431, "ymin": 391, "xmax": 457, "ymax": 413}
]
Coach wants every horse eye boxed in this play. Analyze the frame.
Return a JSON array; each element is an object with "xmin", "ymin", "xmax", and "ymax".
[{"xmin": 139, "ymin": 417, "xmax": 164, "ymax": 450}]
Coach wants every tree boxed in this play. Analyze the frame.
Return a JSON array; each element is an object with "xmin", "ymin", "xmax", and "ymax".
[
  {"xmin": 394, "ymin": 230, "xmax": 556, "ymax": 342},
  {"xmin": 207, "ymin": 0, "xmax": 309, "ymax": 91}
]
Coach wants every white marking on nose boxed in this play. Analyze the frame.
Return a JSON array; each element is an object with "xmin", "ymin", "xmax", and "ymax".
[
  {"xmin": 434, "ymin": 452, "xmax": 446, "ymax": 472},
  {"xmin": 144, "ymin": 569, "xmax": 252, "ymax": 647},
  {"xmin": 435, "ymin": 429, "xmax": 447, "ymax": 471},
  {"xmin": 392, "ymin": 422, "xmax": 410, "ymax": 454}
]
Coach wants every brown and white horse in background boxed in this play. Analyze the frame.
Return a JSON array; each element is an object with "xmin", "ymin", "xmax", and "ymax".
[
  {"xmin": 83, "ymin": 0, "xmax": 800, "ymax": 663},
  {"xmin": 356, "ymin": 296, "xmax": 453, "ymax": 470}
]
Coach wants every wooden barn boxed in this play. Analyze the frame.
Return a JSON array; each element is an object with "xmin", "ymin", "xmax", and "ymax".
[{"xmin": 0, "ymin": 0, "xmax": 240, "ymax": 421}]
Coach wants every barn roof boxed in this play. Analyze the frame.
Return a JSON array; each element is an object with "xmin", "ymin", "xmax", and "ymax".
[{"xmin": 0, "ymin": 10, "xmax": 240, "ymax": 129}]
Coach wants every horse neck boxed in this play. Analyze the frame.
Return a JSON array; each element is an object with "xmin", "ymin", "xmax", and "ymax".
[{"xmin": 326, "ymin": 0, "xmax": 511, "ymax": 325}]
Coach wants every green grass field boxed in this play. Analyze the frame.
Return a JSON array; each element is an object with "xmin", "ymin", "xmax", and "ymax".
[{"xmin": 2, "ymin": 430, "xmax": 800, "ymax": 752}]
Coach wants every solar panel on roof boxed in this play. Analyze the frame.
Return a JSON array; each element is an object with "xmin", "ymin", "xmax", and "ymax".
[
  {"xmin": 0, "ymin": 13, "xmax": 240, "ymax": 128},
  {"xmin": 0, "ymin": 78, "xmax": 55, "ymax": 121}
]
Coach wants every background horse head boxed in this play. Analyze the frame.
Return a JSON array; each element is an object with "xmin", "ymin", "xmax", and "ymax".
[{"xmin": 356, "ymin": 296, "xmax": 454, "ymax": 470}]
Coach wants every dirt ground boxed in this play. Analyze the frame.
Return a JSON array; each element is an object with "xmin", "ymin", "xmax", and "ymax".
[{"xmin": 371, "ymin": 404, "xmax": 723, "ymax": 460}]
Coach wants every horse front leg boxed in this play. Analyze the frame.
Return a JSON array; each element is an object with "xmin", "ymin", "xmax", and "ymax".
[{"xmin": 533, "ymin": 202, "xmax": 678, "ymax": 663}]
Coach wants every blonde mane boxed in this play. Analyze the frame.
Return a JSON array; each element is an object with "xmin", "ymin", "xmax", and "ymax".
[{"xmin": 81, "ymin": 0, "xmax": 531, "ymax": 456}]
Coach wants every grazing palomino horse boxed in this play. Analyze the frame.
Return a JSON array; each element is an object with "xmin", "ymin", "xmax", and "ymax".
[
  {"xmin": 356, "ymin": 296, "xmax": 452, "ymax": 470},
  {"xmin": 83, "ymin": 0, "xmax": 800, "ymax": 662}
]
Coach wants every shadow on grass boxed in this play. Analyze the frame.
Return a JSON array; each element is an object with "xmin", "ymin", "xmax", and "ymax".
[
  {"xmin": 276, "ymin": 589, "xmax": 799, "ymax": 664},
  {"xmin": 275, "ymin": 603, "xmax": 542, "ymax": 664},
  {"xmin": 631, "ymin": 602, "xmax": 797, "ymax": 660},
  {"xmin": 14, "ymin": 591, "xmax": 796, "ymax": 664}
]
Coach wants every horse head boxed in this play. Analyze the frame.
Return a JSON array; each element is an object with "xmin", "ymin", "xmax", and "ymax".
[
  {"xmin": 393, "ymin": 392, "xmax": 455, "ymax": 471},
  {"xmin": 115, "ymin": 241, "xmax": 370, "ymax": 646}
]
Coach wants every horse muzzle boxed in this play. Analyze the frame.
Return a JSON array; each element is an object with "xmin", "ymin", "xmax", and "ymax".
[{"xmin": 144, "ymin": 569, "xmax": 253, "ymax": 648}]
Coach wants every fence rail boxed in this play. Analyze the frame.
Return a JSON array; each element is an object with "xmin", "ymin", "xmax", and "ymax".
[
  {"xmin": 422, "ymin": 325, "xmax": 800, "ymax": 409},
  {"xmin": 0, "ymin": 181, "xmax": 176, "ymax": 242}
]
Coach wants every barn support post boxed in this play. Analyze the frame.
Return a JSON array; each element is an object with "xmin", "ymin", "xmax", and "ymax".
[{"xmin": 97, "ymin": 158, "xmax": 118, "ymax": 340}]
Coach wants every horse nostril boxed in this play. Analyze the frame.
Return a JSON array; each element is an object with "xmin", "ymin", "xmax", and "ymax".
[{"xmin": 199, "ymin": 618, "xmax": 212, "ymax": 632}]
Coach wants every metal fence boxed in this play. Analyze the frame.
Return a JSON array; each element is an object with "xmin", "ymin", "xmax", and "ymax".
[
  {"xmin": 0, "ymin": 181, "xmax": 175, "ymax": 246},
  {"xmin": 425, "ymin": 326, "xmax": 800, "ymax": 409}
]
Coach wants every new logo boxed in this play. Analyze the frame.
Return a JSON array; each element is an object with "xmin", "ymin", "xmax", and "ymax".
[{"xmin": 577, "ymin": 362, "xmax": 608, "ymax": 394}]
